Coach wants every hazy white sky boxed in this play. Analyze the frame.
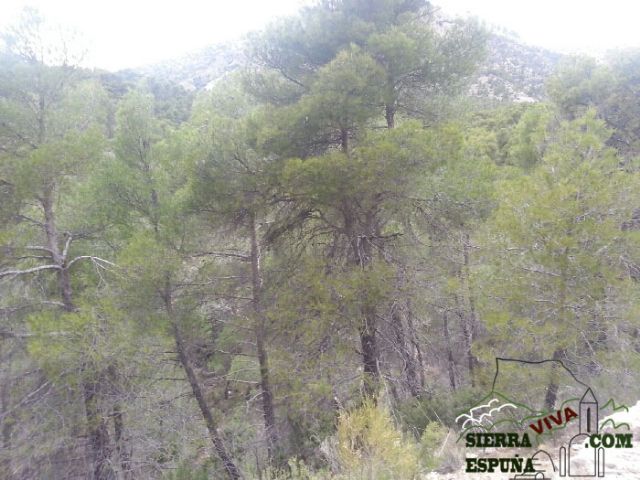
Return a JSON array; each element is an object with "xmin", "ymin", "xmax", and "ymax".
[{"xmin": 1, "ymin": 0, "xmax": 639, "ymax": 71}]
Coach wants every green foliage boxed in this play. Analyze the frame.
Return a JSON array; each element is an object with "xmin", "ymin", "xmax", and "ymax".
[
  {"xmin": 10, "ymin": 127, "xmax": 105, "ymax": 199},
  {"xmin": 4, "ymin": 3, "xmax": 640, "ymax": 479},
  {"xmin": 476, "ymin": 110, "xmax": 640, "ymax": 363},
  {"xmin": 336, "ymin": 400, "xmax": 420, "ymax": 479},
  {"xmin": 547, "ymin": 56, "xmax": 611, "ymax": 119},
  {"xmin": 162, "ymin": 462, "xmax": 210, "ymax": 480},
  {"xmin": 506, "ymin": 104, "xmax": 551, "ymax": 169},
  {"xmin": 601, "ymin": 49, "xmax": 640, "ymax": 157},
  {"xmin": 547, "ymin": 51, "xmax": 640, "ymax": 158},
  {"xmin": 116, "ymin": 231, "xmax": 179, "ymax": 301},
  {"xmin": 419, "ymin": 421, "xmax": 449, "ymax": 471},
  {"xmin": 397, "ymin": 387, "xmax": 483, "ymax": 432},
  {"xmin": 248, "ymin": 0, "xmax": 485, "ymax": 132},
  {"xmin": 301, "ymin": 46, "xmax": 384, "ymax": 132},
  {"xmin": 263, "ymin": 460, "xmax": 332, "ymax": 480}
]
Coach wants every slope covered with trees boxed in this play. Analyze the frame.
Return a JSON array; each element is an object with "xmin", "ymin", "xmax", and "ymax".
[{"xmin": 1, "ymin": 2, "xmax": 640, "ymax": 479}]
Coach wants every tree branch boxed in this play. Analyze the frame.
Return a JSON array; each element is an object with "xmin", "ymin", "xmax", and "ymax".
[
  {"xmin": 16, "ymin": 215, "xmax": 44, "ymax": 227},
  {"xmin": 189, "ymin": 251, "xmax": 250, "ymax": 261},
  {"xmin": 25, "ymin": 245, "xmax": 53, "ymax": 254},
  {"xmin": 0, "ymin": 330, "xmax": 70, "ymax": 339},
  {"xmin": 0, "ymin": 264, "xmax": 61, "ymax": 279},
  {"xmin": 62, "ymin": 233, "xmax": 73, "ymax": 260},
  {"xmin": 67, "ymin": 255, "xmax": 116, "ymax": 269}
]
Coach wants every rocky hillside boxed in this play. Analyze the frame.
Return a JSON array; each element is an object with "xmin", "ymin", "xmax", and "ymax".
[
  {"xmin": 472, "ymin": 33, "xmax": 563, "ymax": 102},
  {"xmin": 134, "ymin": 42, "xmax": 246, "ymax": 91},
  {"xmin": 127, "ymin": 32, "xmax": 563, "ymax": 102}
]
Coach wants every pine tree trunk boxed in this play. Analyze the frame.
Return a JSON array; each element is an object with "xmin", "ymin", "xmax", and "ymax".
[
  {"xmin": 405, "ymin": 300, "xmax": 426, "ymax": 391},
  {"xmin": 82, "ymin": 375, "xmax": 115, "ymax": 480},
  {"xmin": 546, "ymin": 256, "xmax": 569, "ymax": 410},
  {"xmin": 360, "ymin": 304, "xmax": 380, "ymax": 398},
  {"xmin": 165, "ymin": 288, "xmax": 243, "ymax": 480},
  {"xmin": 43, "ymin": 191, "xmax": 115, "ymax": 479},
  {"xmin": 455, "ymin": 293, "xmax": 475, "ymax": 388},
  {"xmin": 42, "ymin": 190, "xmax": 75, "ymax": 312},
  {"xmin": 344, "ymin": 206, "xmax": 381, "ymax": 399},
  {"xmin": 391, "ymin": 304, "xmax": 420, "ymax": 398},
  {"xmin": 544, "ymin": 349, "xmax": 563, "ymax": 410},
  {"xmin": 108, "ymin": 365, "xmax": 132, "ymax": 480},
  {"xmin": 249, "ymin": 213, "xmax": 279, "ymax": 464},
  {"xmin": 462, "ymin": 232, "xmax": 479, "ymax": 387},
  {"xmin": 385, "ymin": 104, "xmax": 396, "ymax": 129},
  {"xmin": 443, "ymin": 311, "xmax": 457, "ymax": 391},
  {"xmin": 113, "ymin": 402, "xmax": 132, "ymax": 480},
  {"xmin": 340, "ymin": 128, "xmax": 349, "ymax": 154},
  {"xmin": 0, "ymin": 358, "xmax": 12, "ymax": 480}
]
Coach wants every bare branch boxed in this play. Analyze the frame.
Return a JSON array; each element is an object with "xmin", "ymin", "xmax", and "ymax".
[
  {"xmin": 0, "ymin": 380, "xmax": 53, "ymax": 421},
  {"xmin": 0, "ymin": 264, "xmax": 60, "ymax": 279},
  {"xmin": 0, "ymin": 301, "xmax": 65, "ymax": 317},
  {"xmin": 67, "ymin": 255, "xmax": 116, "ymax": 269},
  {"xmin": 41, "ymin": 300, "xmax": 66, "ymax": 308},
  {"xmin": 25, "ymin": 245, "xmax": 53, "ymax": 254},
  {"xmin": 189, "ymin": 251, "xmax": 250, "ymax": 261},
  {"xmin": 62, "ymin": 233, "xmax": 73, "ymax": 260},
  {"xmin": 16, "ymin": 215, "xmax": 44, "ymax": 227},
  {"xmin": 14, "ymin": 255, "xmax": 51, "ymax": 261},
  {"xmin": 520, "ymin": 266, "xmax": 560, "ymax": 277},
  {"xmin": 0, "ymin": 330, "xmax": 70, "ymax": 339}
]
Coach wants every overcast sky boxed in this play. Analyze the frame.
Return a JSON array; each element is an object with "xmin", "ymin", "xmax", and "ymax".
[{"xmin": 1, "ymin": 0, "xmax": 639, "ymax": 71}]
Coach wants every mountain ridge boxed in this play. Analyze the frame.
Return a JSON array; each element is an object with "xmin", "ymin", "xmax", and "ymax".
[{"xmin": 121, "ymin": 31, "xmax": 563, "ymax": 102}]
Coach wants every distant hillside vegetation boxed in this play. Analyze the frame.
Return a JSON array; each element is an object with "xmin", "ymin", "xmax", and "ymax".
[{"xmin": 123, "ymin": 32, "xmax": 562, "ymax": 102}]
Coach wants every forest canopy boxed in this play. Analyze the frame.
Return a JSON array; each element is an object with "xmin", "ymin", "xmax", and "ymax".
[{"xmin": 1, "ymin": 1, "xmax": 640, "ymax": 479}]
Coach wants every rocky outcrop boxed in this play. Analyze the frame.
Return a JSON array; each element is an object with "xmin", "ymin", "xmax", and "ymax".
[{"xmin": 470, "ymin": 34, "xmax": 562, "ymax": 102}]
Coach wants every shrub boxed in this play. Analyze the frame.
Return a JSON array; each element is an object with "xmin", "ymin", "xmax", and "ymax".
[{"xmin": 335, "ymin": 400, "xmax": 420, "ymax": 480}]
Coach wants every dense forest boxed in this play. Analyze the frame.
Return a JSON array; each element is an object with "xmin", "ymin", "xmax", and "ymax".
[{"xmin": 1, "ymin": 1, "xmax": 640, "ymax": 479}]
